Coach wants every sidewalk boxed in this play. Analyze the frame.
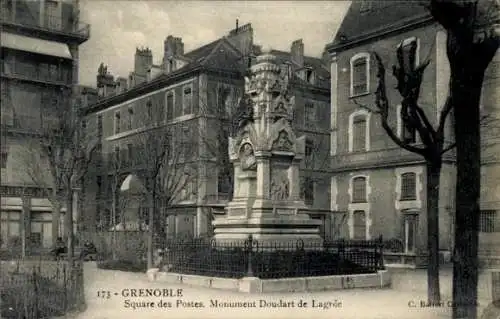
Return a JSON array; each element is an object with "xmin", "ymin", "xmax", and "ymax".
[{"xmin": 69, "ymin": 263, "xmax": 496, "ymax": 319}]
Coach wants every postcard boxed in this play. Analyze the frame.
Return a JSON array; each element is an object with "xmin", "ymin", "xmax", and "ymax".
[{"xmin": 0, "ymin": 0, "xmax": 499, "ymax": 319}]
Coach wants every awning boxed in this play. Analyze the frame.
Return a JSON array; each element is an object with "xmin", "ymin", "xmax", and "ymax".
[{"xmin": 1, "ymin": 32, "xmax": 73, "ymax": 59}]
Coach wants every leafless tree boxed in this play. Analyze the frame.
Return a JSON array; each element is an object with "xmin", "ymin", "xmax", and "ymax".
[
  {"xmin": 21, "ymin": 89, "xmax": 97, "ymax": 264},
  {"xmin": 356, "ymin": 41, "xmax": 452, "ymax": 304},
  {"xmin": 423, "ymin": 1, "xmax": 499, "ymax": 318},
  {"xmin": 127, "ymin": 108, "xmax": 198, "ymax": 268}
]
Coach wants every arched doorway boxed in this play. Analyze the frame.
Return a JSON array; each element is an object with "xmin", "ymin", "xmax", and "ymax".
[{"xmin": 109, "ymin": 174, "xmax": 148, "ymax": 231}]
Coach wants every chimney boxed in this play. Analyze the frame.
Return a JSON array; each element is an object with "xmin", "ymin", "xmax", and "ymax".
[
  {"xmin": 116, "ymin": 77, "xmax": 128, "ymax": 93},
  {"xmin": 174, "ymin": 37, "xmax": 184, "ymax": 56},
  {"xmin": 164, "ymin": 35, "xmax": 184, "ymax": 58},
  {"xmin": 291, "ymin": 39, "xmax": 304, "ymax": 68},
  {"xmin": 134, "ymin": 47, "xmax": 153, "ymax": 77},
  {"xmin": 227, "ymin": 22, "xmax": 254, "ymax": 57}
]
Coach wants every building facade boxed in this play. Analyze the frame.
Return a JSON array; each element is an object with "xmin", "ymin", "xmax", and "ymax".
[
  {"xmin": 326, "ymin": 1, "xmax": 500, "ymax": 265},
  {"xmin": 82, "ymin": 22, "xmax": 332, "ymax": 240},
  {"xmin": 0, "ymin": 0, "xmax": 89, "ymax": 251}
]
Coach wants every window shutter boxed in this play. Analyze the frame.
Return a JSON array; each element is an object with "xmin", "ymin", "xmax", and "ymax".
[{"xmin": 353, "ymin": 116, "xmax": 366, "ymax": 152}]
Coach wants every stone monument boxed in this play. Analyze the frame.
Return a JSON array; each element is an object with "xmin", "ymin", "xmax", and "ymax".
[{"xmin": 212, "ymin": 51, "xmax": 323, "ymax": 247}]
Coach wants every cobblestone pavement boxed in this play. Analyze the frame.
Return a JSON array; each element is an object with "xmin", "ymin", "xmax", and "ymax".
[{"xmin": 67, "ymin": 263, "xmax": 498, "ymax": 319}]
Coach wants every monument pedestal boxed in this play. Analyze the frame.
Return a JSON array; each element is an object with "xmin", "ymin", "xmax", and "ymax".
[{"xmin": 212, "ymin": 52, "xmax": 323, "ymax": 250}]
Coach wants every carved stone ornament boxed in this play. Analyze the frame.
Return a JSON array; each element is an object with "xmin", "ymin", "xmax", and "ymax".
[
  {"xmin": 272, "ymin": 130, "xmax": 294, "ymax": 152},
  {"xmin": 240, "ymin": 142, "xmax": 257, "ymax": 171},
  {"xmin": 270, "ymin": 171, "xmax": 290, "ymax": 201}
]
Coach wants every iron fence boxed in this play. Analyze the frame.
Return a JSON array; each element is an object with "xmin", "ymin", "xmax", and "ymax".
[
  {"xmin": 0, "ymin": 259, "xmax": 85, "ymax": 319},
  {"xmin": 161, "ymin": 235, "xmax": 384, "ymax": 279}
]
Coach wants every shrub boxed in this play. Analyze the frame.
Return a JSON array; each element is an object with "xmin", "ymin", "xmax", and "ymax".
[{"xmin": 97, "ymin": 259, "xmax": 147, "ymax": 273}]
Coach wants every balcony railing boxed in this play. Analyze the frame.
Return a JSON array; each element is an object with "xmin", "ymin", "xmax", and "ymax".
[
  {"xmin": 1, "ymin": 59, "xmax": 71, "ymax": 86},
  {"xmin": 1, "ymin": 10, "xmax": 90, "ymax": 41}
]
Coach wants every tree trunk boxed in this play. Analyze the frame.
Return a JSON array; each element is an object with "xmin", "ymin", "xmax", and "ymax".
[
  {"xmin": 147, "ymin": 195, "xmax": 154, "ymax": 269},
  {"xmin": 426, "ymin": 160, "xmax": 442, "ymax": 304},
  {"xmin": 52, "ymin": 200, "xmax": 61, "ymax": 246},
  {"xmin": 65, "ymin": 190, "xmax": 75, "ymax": 265},
  {"xmin": 451, "ymin": 67, "xmax": 484, "ymax": 319},
  {"xmin": 111, "ymin": 184, "xmax": 117, "ymax": 260}
]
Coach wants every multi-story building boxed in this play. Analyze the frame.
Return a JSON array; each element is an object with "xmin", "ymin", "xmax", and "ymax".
[
  {"xmin": 325, "ymin": 1, "xmax": 499, "ymax": 265},
  {"xmin": 82, "ymin": 22, "xmax": 332, "ymax": 239},
  {"xmin": 0, "ymin": 0, "xmax": 90, "ymax": 251}
]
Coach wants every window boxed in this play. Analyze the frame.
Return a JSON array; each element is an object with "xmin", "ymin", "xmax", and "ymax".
[
  {"xmin": 146, "ymin": 100, "xmax": 153, "ymax": 120},
  {"xmin": 401, "ymin": 172, "xmax": 417, "ymax": 201},
  {"xmin": 181, "ymin": 126, "xmax": 190, "ymax": 160},
  {"xmin": 114, "ymin": 146, "xmax": 120, "ymax": 165},
  {"xmin": 352, "ymin": 115, "xmax": 367, "ymax": 152},
  {"xmin": 127, "ymin": 107, "xmax": 134, "ymax": 130},
  {"xmin": 353, "ymin": 210, "xmax": 366, "ymax": 239},
  {"xmin": 352, "ymin": 176, "xmax": 367, "ymax": 203},
  {"xmin": 398, "ymin": 37, "xmax": 419, "ymax": 70},
  {"xmin": 217, "ymin": 168, "xmax": 232, "ymax": 198},
  {"xmin": 166, "ymin": 91, "xmax": 174, "ymax": 120},
  {"xmin": 480, "ymin": 210, "xmax": 498, "ymax": 233},
  {"xmin": 97, "ymin": 115, "xmax": 103, "ymax": 137},
  {"xmin": 305, "ymin": 139, "xmax": 314, "ymax": 168},
  {"xmin": 80, "ymin": 119, "xmax": 87, "ymax": 139},
  {"xmin": 127, "ymin": 144, "xmax": 133, "ymax": 165},
  {"xmin": 1, "ymin": 147, "xmax": 7, "ymax": 169},
  {"xmin": 397, "ymin": 104, "xmax": 417, "ymax": 144},
  {"xmin": 0, "ymin": 211, "xmax": 21, "ymax": 249},
  {"xmin": 306, "ymin": 69, "xmax": 315, "ymax": 84},
  {"xmin": 350, "ymin": 53, "xmax": 370, "ymax": 96},
  {"xmin": 360, "ymin": 1, "xmax": 373, "ymax": 13},
  {"xmin": 301, "ymin": 177, "xmax": 314, "ymax": 205},
  {"xmin": 403, "ymin": 214, "xmax": 418, "ymax": 253},
  {"xmin": 305, "ymin": 102, "xmax": 315, "ymax": 124},
  {"xmin": 114, "ymin": 111, "xmax": 121, "ymax": 134},
  {"xmin": 183, "ymin": 86, "xmax": 192, "ymax": 115}
]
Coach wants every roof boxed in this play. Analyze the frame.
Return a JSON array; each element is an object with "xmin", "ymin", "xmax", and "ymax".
[
  {"xmin": 269, "ymin": 49, "xmax": 330, "ymax": 87},
  {"xmin": 327, "ymin": 1, "xmax": 432, "ymax": 52},
  {"xmin": 184, "ymin": 39, "xmax": 221, "ymax": 61}
]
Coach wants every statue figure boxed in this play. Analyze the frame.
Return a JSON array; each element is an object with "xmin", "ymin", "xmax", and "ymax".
[
  {"xmin": 98, "ymin": 63, "xmax": 108, "ymax": 76},
  {"xmin": 240, "ymin": 143, "xmax": 256, "ymax": 171},
  {"xmin": 274, "ymin": 101, "xmax": 287, "ymax": 113},
  {"xmin": 272, "ymin": 130, "xmax": 293, "ymax": 151},
  {"xmin": 231, "ymin": 94, "xmax": 254, "ymax": 138},
  {"xmin": 271, "ymin": 173, "xmax": 290, "ymax": 200}
]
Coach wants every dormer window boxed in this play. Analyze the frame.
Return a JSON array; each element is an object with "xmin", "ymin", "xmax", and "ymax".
[
  {"xmin": 306, "ymin": 68, "xmax": 315, "ymax": 85},
  {"xmin": 183, "ymin": 85, "xmax": 193, "ymax": 115}
]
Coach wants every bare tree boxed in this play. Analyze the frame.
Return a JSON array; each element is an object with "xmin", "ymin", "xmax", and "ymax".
[
  {"xmin": 354, "ymin": 39, "xmax": 453, "ymax": 303},
  {"xmin": 423, "ymin": 1, "xmax": 499, "ymax": 317},
  {"xmin": 128, "ymin": 108, "xmax": 198, "ymax": 268},
  {"xmin": 21, "ymin": 89, "xmax": 97, "ymax": 264}
]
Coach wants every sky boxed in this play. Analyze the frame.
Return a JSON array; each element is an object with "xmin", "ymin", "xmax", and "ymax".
[{"xmin": 78, "ymin": 1, "xmax": 351, "ymax": 87}]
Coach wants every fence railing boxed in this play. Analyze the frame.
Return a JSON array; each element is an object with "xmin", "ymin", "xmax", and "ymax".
[
  {"xmin": 161, "ymin": 235, "xmax": 384, "ymax": 279},
  {"xmin": 1, "ymin": 10, "xmax": 90, "ymax": 40},
  {"xmin": 1, "ymin": 59, "xmax": 72, "ymax": 85},
  {"xmin": 0, "ymin": 259, "xmax": 85, "ymax": 319}
]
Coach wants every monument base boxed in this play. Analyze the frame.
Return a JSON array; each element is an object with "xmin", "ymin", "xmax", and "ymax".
[{"xmin": 212, "ymin": 200, "xmax": 324, "ymax": 249}]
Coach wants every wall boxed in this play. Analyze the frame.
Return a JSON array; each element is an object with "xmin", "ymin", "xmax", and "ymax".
[{"xmin": 333, "ymin": 24, "xmax": 444, "ymax": 157}]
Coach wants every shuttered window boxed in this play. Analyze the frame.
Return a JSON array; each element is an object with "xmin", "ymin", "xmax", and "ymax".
[
  {"xmin": 351, "ymin": 56, "xmax": 368, "ymax": 95},
  {"xmin": 401, "ymin": 172, "xmax": 417, "ymax": 200},
  {"xmin": 352, "ymin": 176, "xmax": 367, "ymax": 203},
  {"xmin": 352, "ymin": 115, "xmax": 366, "ymax": 152},
  {"xmin": 353, "ymin": 210, "xmax": 366, "ymax": 239}
]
